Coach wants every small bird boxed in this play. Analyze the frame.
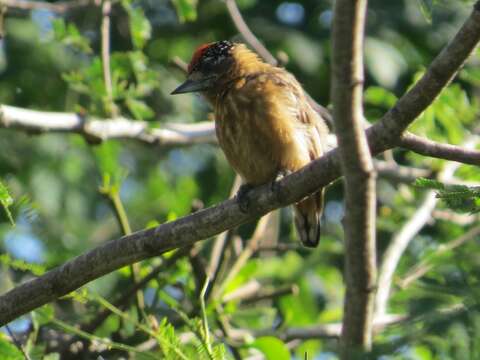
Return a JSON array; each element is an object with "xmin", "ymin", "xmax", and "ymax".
[{"xmin": 172, "ymin": 41, "xmax": 329, "ymax": 247}]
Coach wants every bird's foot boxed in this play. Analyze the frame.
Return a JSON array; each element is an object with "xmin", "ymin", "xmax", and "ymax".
[
  {"xmin": 270, "ymin": 170, "xmax": 292, "ymax": 193},
  {"xmin": 236, "ymin": 183, "xmax": 253, "ymax": 213}
]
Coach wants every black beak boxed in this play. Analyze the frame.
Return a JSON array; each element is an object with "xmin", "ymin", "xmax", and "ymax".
[
  {"xmin": 171, "ymin": 78, "xmax": 209, "ymax": 95},
  {"xmin": 171, "ymin": 75, "xmax": 216, "ymax": 95}
]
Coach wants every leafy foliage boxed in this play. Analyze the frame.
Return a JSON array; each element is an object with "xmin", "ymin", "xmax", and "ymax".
[
  {"xmin": 0, "ymin": 180, "xmax": 13, "ymax": 225},
  {"xmin": 416, "ymin": 178, "xmax": 480, "ymax": 213}
]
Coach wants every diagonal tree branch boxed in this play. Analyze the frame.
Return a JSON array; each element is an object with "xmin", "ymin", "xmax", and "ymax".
[
  {"xmin": 1, "ymin": 0, "xmax": 91, "ymax": 13},
  {"xmin": 398, "ymin": 131, "xmax": 480, "ymax": 165},
  {"xmin": 1, "ymin": 0, "xmax": 480, "ymax": 327},
  {"xmin": 331, "ymin": 0, "xmax": 376, "ymax": 355},
  {"xmin": 224, "ymin": 0, "xmax": 277, "ymax": 65}
]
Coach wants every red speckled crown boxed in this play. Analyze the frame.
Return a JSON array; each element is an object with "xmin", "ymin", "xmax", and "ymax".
[{"xmin": 188, "ymin": 41, "xmax": 233, "ymax": 73}]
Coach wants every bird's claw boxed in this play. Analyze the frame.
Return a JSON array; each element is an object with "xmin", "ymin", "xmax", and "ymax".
[
  {"xmin": 236, "ymin": 184, "xmax": 253, "ymax": 213},
  {"xmin": 270, "ymin": 170, "xmax": 292, "ymax": 193}
]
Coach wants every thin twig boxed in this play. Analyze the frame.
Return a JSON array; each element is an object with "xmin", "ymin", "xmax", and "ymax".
[
  {"xmin": 101, "ymin": 0, "xmax": 117, "ymax": 117},
  {"xmin": 1, "ymin": 0, "xmax": 91, "ymax": 13},
  {"xmin": 224, "ymin": 0, "xmax": 277, "ymax": 65},
  {"xmin": 213, "ymin": 212, "xmax": 276, "ymax": 300},
  {"xmin": 5, "ymin": 325, "xmax": 31, "ymax": 360},
  {"xmin": 105, "ymin": 189, "xmax": 146, "ymax": 320},
  {"xmin": 81, "ymin": 248, "xmax": 188, "ymax": 333},
  {"xmin": 375, "ymin": 160, "xmax": 431, "ymax": 183},
  {"xmin": 398, "ymin": 224, "xmax": 480, "ymax": 289},
  {"xmin": 205, "ymin": 175, "xmax": 241, "ymax": 301},
  {"xmin": 199, "ymin": 277, "xmax": 213, "ymax": 359}
]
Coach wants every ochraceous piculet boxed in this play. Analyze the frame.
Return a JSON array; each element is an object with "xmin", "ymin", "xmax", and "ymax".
[{"xmin": 172, "ymin": 40, "xmax": 329, "ymax": 247}]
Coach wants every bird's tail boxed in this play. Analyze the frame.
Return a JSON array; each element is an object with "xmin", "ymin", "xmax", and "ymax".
[{"xmin": 293, "ymin": 189, "xmax": 324, "ymax": 248}]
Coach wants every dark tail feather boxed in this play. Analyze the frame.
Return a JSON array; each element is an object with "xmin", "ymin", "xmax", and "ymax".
[{"xmin": 293, "ymin": 189, "xmax": 324, "ymax": 248}]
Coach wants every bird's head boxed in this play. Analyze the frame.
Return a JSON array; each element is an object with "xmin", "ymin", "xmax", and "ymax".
[{"xmin": 171, "ymin": 40, "xmax": 236, "ymax": 95}]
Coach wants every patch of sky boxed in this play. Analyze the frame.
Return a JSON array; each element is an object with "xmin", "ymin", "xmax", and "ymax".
[{"xmin": 276, "ymin": 2, "xmax": 305, "ymax": 26}]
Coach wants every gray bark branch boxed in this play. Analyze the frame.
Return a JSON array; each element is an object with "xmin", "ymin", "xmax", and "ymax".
[{"xmin": 331, "ymin": 0, "xmax": 376, "ymax": 354}]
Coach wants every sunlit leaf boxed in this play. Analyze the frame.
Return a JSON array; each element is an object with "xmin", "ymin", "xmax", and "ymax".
[
  {"xmin": 0, "ymin": 180, "xmax": 14, "ymax": 225},
  {"xmin": 33, "ymin": 304, "xmax": 55, "ymax": 326},
  {"xmin": 0, "ymin": 334, "xmax": 23, "ymax": 360},
  {"xmin": 94, "ymin": 142, "xmax": 128, "ymax": 193},
  {"xmin": 417, "ymin": 0, "xmax": 436, "ymax": 23},
  {"xmin": 250, "ymin": 336, "xmax": 291, "ymax": 360},
  {"xmin": 125, "ymin": 97, "xmax": 154, "ymax": 120},
  {"xmin": 122, "ymin": 0, "xmax": 152, "ymax": 50},
  {"xmin": 52, "ymin": 19, "xmax": 92, "ymax": 54},
  {"xmin": 171, "ymin": 0, "xmax": 198, "ymax": 22}
]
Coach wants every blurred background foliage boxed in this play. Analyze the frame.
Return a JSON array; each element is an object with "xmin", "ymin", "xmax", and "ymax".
[{"xmin": 1, "ymin": 0, "xmax": 480, "ymax": 358}]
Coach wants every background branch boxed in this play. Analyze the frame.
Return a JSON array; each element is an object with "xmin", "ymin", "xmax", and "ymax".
[
  {"xmin": 3, "ymin": 103, "xmax": 480, "ymax": 168},
  {"xmin": 0, "ymin": 104, "xmax": 216, "ymax": 146},
  {"xmin": 1, "ymin": 0, "xmax": 91, "ymax": 13},
  {"xmin": 375, "ymin": 136, "xmax": 477, "ymax": 318},
  {"xmin": 224, "ymin": 0, "xmax": 277, "ymax": 65}
]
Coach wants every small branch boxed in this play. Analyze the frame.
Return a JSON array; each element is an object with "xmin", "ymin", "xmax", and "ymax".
[
  {"xmin": 0, "ymin": 104, "xmax": 216, "ymax": 146},
  {"xmin": 101, "ymin": 0, "xmax": 117, "ymax": 117},
  {"xmin": 222, "ymin": 280, "xmax": 298, "ymax": 304},
  {"xmin": 247, "ymin": 314, "xmax": 406, "ymax": 342},
  {"xmin": 5, "ymin": 325, "xmax": 31, "ymax": 360},
  {"xmin": 81, "ymin": 248, "xmax": 188, "ymax": 334},
  {"xmin": 398, "ymin": 132, "xmax": 480, "ymax": 166},
  {"xmin": 205, "ymin": 175, "xmax": 241, "ymax": 300},
  {"xmin": 213, "ymin": 212, "xmax": 276, "ymax": 299},
  {"xmin": 375, "ymin": 160, "xmax": 431, "ymax": 183},
  {"xmin": 102, "ymin": 188, "xmax": 145, "ymax": 320},
  {"xmin": 398, "ymin": 224, "xmax": 480, "ymax": 289},
  {"xmin": 1, "ymin": 2, "xmax": 480, "ymax": 325},
  {"xmin": 432, "ymin": 209, "xmax": 477, "ymax": 225},
  {"xmin": 375, "ymin": 190, "xmax": 438, "ymax": 318},
  {"xmin": 331, "ymin": 0, "xmax": 376, "ymax": 354},
  {"xmin": 171, "ymin": 56, "xmax": 189, "ymax": 73},
  {"xmin": 1, "ymin": 0, "xmax": 91, "ymax": 13},
  {"xmin": 224, "ymin": 0, "xmax": 277, "ymax": 65}
]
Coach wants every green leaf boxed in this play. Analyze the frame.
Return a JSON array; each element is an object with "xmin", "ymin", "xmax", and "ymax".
[
  {"xmin": 0, "ymin": 334, "xmax": 23, "ymax": 360},
  {"xmin": 171, "ymin": 0, "xmax": 198, "ymax": 23},
  {"xmin": 94, "ymin": 142, "xmax": 128, "ymax": 193},
  {"xmin": 125, "ymin": 97, "xmax": 154, "ymax": 120},
  {"xmin": 250, "ymin": 336, "xmax": 291, "ymax": 360},
  {"xmin": 0, "ymin": 254, "xmax": 45, "ymax": 276},
  {"xmin": 52, "ymin": 19, "xmax": 92, "ymax": 54},
  {"xmin": 33, "ymin": 304, "xmax": 55, "ymax": 327},
  {"xmin": 415, "ymin": 178, "xmax": 445, "ymax": 190},
  {"xmin": 365, "ymin": 86, "xmax": 398, "ymax": 108},
  {"xmin": 0, "ymin": 180, "xmax": 14, "ymax": 225},
  {"xmin": 122, "ymin": 0, "xmax": 152, "ymax": 49},
  {"xmin": 417, "ymin": 0, "xmax": 435, "ymax": 24}
]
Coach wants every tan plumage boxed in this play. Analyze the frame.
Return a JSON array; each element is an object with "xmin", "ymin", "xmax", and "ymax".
[{"xmin": 172, "ymin": 41, "xmax": 329, "ymax": 247}]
